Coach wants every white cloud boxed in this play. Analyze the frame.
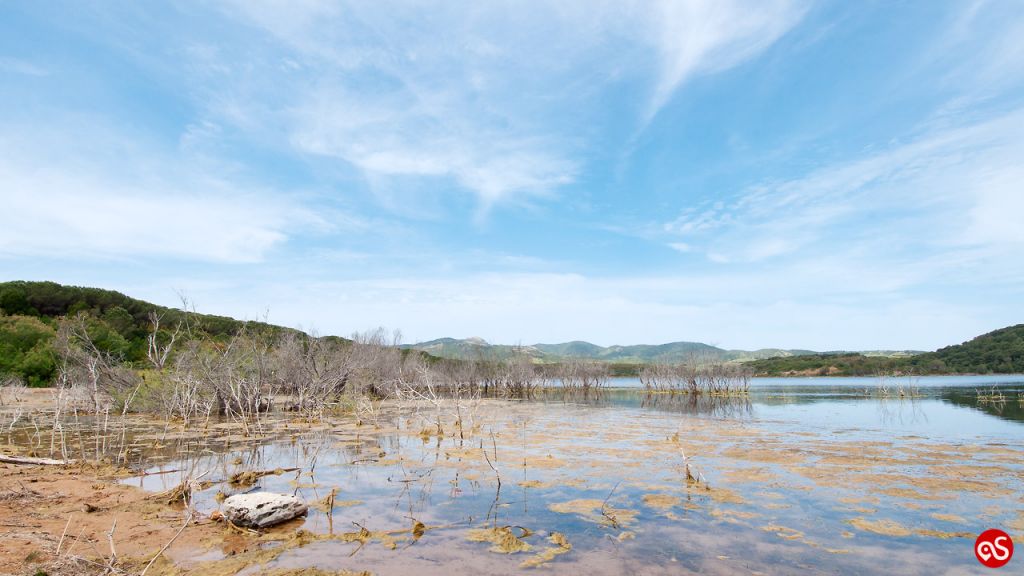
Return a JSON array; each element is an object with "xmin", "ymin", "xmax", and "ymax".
[
  {"xmin": 663, "ymin": 108, "xmax": 1024, "ymax": 262},
  {"xmin": 153, "ymin": 266, "xmax": 998, "ymax": 351},
  {"xmin": 203, "ymin": 0, "xmax": 805, "ymax": 209},
  {"xmin": 646, "ymin": 0, "xmax": 807, "ymax": 120},
  {"xmin": 964, "ymin": 163, "xmax": 1024, "ymax": 245},
  {"xmin": 0, "ymin": 124, "xmax": 327, "ymax": 263},
  {"xmin": 288, "ymin": 87, "xmax": 577, "ymax": 209}
]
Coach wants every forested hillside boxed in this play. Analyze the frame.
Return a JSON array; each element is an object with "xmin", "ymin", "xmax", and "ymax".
[
  {"xmin": 921, "ymin": 324, "xmax": 1024, "ymax": 373},
  {"xmin": 0, "ymin": 281, "xmax": 296, "ymax": 386},
  {"xmin": 745, "ymin": 325, "xmax": 1024, "ymax": 376}
]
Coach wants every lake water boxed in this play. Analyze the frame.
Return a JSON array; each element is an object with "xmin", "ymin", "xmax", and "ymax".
[{"xmin": 113, "ymin": 375, "xmax": 1024, "ymax": 575}]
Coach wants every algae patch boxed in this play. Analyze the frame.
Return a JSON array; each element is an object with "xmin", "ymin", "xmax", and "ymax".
[
  {"xmin": 548, "ymin": 498, "xmax": 638, "ymax": 528},
  {"xmin": 520, "ymin": 532, "xmax": 572, "ymax": 568},
  {"xmin": 466, "ymin": 526, "xmax": 533, "ymax": 554},
  {"xmin": 641, "ymin": 493, "xmax": 681, "ymax": 510},
  {"xmin": 847, "ymin": 517, "xmax": 912, "ymax": 537}
]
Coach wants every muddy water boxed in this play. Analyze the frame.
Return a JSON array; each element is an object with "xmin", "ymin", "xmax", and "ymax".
[{"xmin": 114, "ymin": 376, "xmax": 1024, "ymax": 575}]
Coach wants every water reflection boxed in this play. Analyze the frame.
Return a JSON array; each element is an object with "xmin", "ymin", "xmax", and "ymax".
[
  {"xmin": 534, "ymin": 388, "xmax": 755, "ymax": 420},
  {"xmin": 600, "ymin": 375, "xmax": 1024, "ymax": 425},
  {"xmin": 127, "ymin": 394, "xmax": 1023, "ymax": 576}
]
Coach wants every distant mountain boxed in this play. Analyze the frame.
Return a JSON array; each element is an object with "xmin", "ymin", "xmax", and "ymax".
[
  {"xmin": 536, "ymin": 341, "xmax": 725, "ymax": 363},
  {"xmin": 532, "ymin": 341, "xmax": 605, "ymax": 358},
  {"xmin": 406, "ymin": 338, "xmax": 546, "ymax": 361},
  {"xmin": 402, "ymin": 337, "xmax": 893, "ymax": 364}
]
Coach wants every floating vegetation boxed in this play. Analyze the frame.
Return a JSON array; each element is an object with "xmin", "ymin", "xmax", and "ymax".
[
  {"xmin": 847, "ymin": 517, "xmax": 912, "ymax": 537},
  {"xmin": 520, "ymin": 532, "xmax": 572, "ymax": 568},
  {"xmin": 706, "ymin": 487, "xmax": 747, "ymax": 505},
  {"xmin": 929, "ymin": 513, "xmax": 966, "ymax": 524},
  {"xmin": 229, "ymin": 467, "xmax": 300, "ymax": 487},
  {"xmin": 761, "ymin": 524, "xmax": 804, "ymax": 540},
  {"xmin": 914, "ymin": 529, "xmax": 974, "ymax": 539},
  {"xmin": 548, "ymin": 498, "xmax": 638, "ymax": 528},
  {"xmin": 641, "ymin": 493, "xmax": 681, "ymax": 509},
  {"xmin": 466, "ymin": 526, "xmax": 534, "ymax": 554},
  {"xmin": 722, "ymin": 467, "xmax": 776, "ymax": 484},
  {"xmin": 309, "ymin": 489, "xmax": 362, "ymax": 513},
  {"xmin": 710, "ymin": 508, "xmax": 760, "ymax": 521}
]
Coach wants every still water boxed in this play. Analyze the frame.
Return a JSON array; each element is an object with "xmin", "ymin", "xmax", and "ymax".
[{"xmin": 128, "ymin": 375, "xmax": 1024, "ymax": 575}]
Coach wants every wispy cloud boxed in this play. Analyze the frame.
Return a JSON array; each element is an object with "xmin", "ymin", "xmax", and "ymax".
[
  {"xmin": 196, "ymin": 1, "xmax": 806, "ymax": 212},
  {"xmin": 646, "ymin": 0, "xmax": 807, "ymax": 121},
  {"xmin": 0, "ymin": 121, "xmax": 330, "ymax": 263},
  {"xmin": 0, "ymin": 57, "xmax": 49, "ymax": 77},
  {"xmin": 663, "ymin": 108, "xmax": 1024, "ymax": 263}
]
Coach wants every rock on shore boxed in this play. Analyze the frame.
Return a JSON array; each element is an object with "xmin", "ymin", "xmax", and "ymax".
[{"xmin": 222, "ymin": 492, "xmax": 308, "ymax": 528}]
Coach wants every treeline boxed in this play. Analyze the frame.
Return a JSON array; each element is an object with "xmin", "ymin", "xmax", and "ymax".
[
  {"xmin": 924, "ymin": 324, "xmax": 1024, "ymax": 374},
  {"xmin": 743, "ymin": 353, "xmax": 913, "ymax": 377},
  {"xmin": 745, "ymin": 324, "xmax": 1024, "ymax": 376}
]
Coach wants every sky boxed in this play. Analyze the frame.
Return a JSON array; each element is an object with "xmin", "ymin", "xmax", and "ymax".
[{"xmin": 1, "ymin": 1, "xmax": 1023, "ymax": 351}]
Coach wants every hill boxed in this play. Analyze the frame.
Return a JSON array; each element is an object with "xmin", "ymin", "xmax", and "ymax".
[
  {"xmin": 407, "ymin": 338, "xmax": 546, "ymax": 361},
  {"xmin": 0, "ymin": 281, "xmax": 304, "ymax": 386},
  {"xmin": 915, "ymin": 324, "xmax": 1024, "ymax": 373},
  {"xmin": 406, "ymin": 338, "xmax": 832, "ymax": 364},
  {"xmin": 742, "ymin": 353, "xmax": 908, "ymax": 377},
  {"xmin": 745, "ymin": 325, "xmax": 1023, "ymax": 376}
]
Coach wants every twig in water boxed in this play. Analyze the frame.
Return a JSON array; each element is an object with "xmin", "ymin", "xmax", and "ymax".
[
  {"xmin": 600, "ymin": 481, "xmax": 622, "ymax": 528},
  {"xmin": 482, "ymin": 444, "xmax": 501, "ymax": 489}
]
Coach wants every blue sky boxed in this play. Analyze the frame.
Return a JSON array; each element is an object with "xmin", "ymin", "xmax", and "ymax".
[{"xmin": 2, "ymin": 1, "xmax": 1022, "ymax": 350}]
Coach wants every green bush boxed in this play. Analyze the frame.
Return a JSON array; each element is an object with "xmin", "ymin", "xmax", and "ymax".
[{"xmin": 0, "ymin": 314, "xmax": 57, "ymax": 386}]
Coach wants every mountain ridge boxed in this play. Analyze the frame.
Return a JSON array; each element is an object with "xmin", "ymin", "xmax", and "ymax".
[{"xmin": 402, "ymin": 337, "xmax": 922, "ymax": 364}]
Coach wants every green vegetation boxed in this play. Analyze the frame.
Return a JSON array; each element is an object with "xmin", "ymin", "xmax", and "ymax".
[
  {"xmin": 743, "ymin": 353, "xmax": 907, "ymax": 377},
  {"xmin": 2, "ymin": 281, "xmax": 1021, "ymax": 385},
  {"xmin": 0, "ymin": 280, "xmax": 299, "ymax": 386},
  {"xmin": 745, "ymin": 325, "xmax": 1024, "ymax": 376},
  {"xmin": 407, "ymin": 337, "xmax": 820, "ymax": 364},
  {"xmin": 0, "ymin": 314, "xmax": 57, "ymax": 386},
  {"xmin": 915, "ymin": 324, "xmax": 1024, "ymax": 374}
]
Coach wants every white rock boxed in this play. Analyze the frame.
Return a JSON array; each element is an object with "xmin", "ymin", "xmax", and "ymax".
[{"xmin": 222, "ymin": 492, "xmax": 308, "ymax": 528}]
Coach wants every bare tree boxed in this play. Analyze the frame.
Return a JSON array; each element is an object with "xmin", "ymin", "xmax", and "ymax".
[
  {"xmin": 146, "ymin": 311, "xmax": 182, "ymax": 370},
  {"xmin": 55, "ymin": 314, "xmax": 140, "ymax": 414}
]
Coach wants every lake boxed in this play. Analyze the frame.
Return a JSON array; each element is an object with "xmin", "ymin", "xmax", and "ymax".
[{"xmin": 115, "ymin": 375, "xmax": 1024, "ymax": 575}]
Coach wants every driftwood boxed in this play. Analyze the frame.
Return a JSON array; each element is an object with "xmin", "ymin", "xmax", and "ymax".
[{"xmin": 0, "ymin": 454, "xmax": 73, "ymax": 466}]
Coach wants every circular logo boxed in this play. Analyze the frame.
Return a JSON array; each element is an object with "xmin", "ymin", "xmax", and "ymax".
[{"xmin": 976, "ymin": 529, "xmax": 1014, "ymax": 568}]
